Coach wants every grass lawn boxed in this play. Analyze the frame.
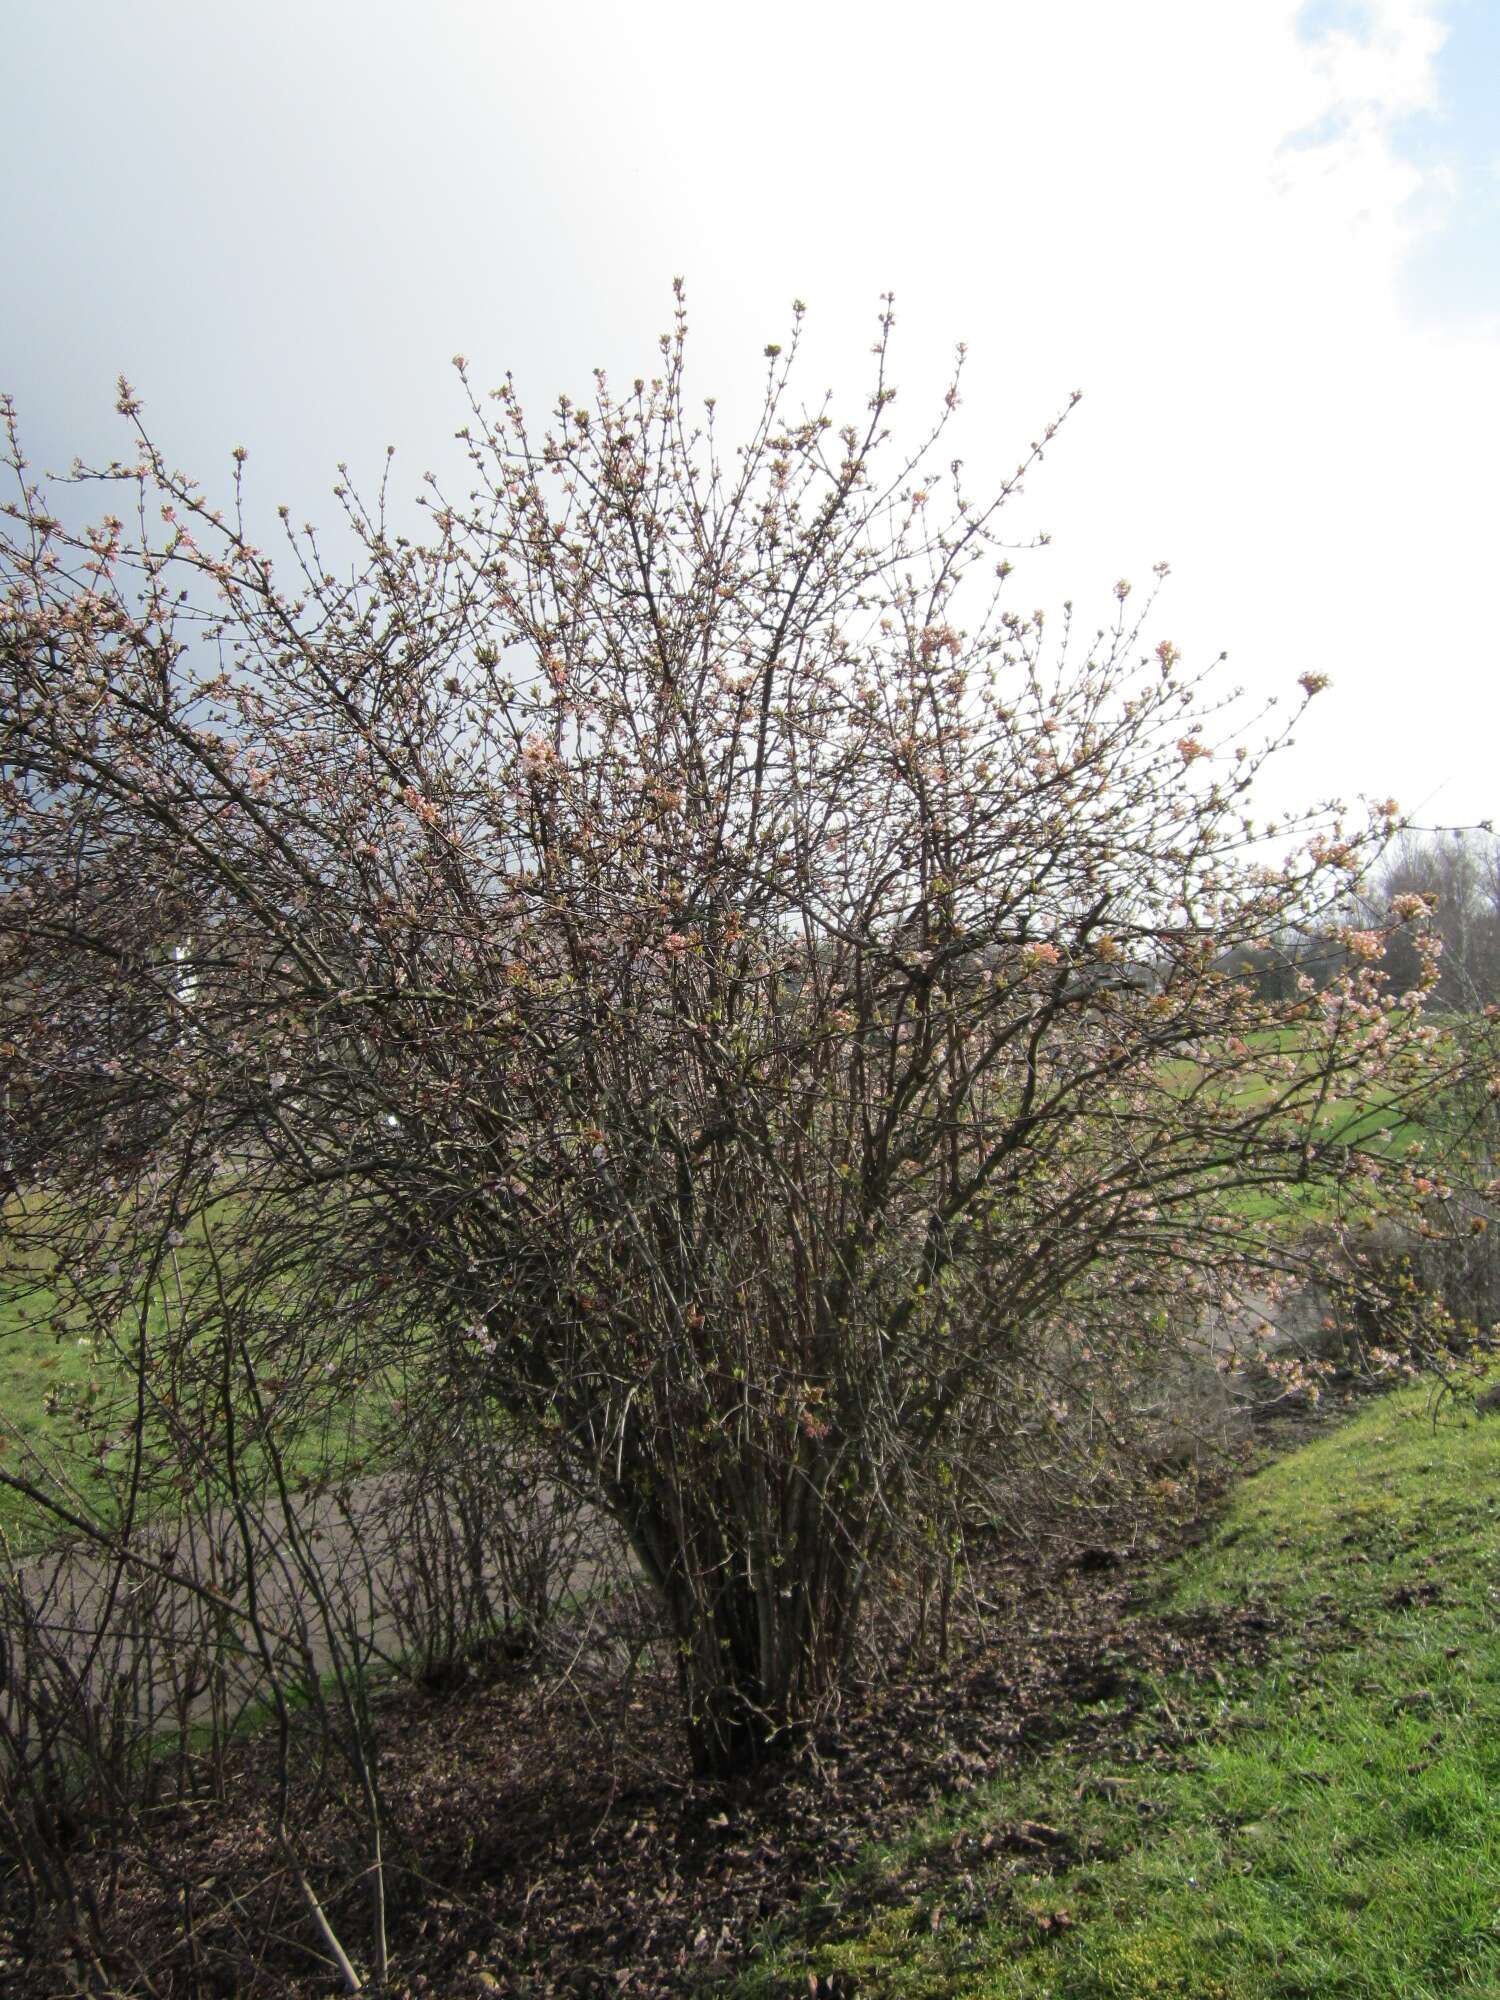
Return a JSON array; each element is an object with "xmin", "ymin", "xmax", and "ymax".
[
  {"xmin": 0, "ymin": 1214, "xmax": 111, "ymax": 1539},
  {"xmin": 1159, "ymin": 1021, "xmax": 1492, "ymax": 1234},
  {"xmin": 735, "ymin": 1380, "xmax": 1500, "ymax": 1998},
  {"xmin": 0, "ymin": 1198, "xmax": 391, "ymax": 1548}
]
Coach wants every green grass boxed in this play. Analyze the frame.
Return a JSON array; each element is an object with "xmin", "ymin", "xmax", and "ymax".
[
  {"xmin": 1137, "ymin": 1022, "xmax": 1438, "ymax": 1236},
  {"xmin": 733, "ymin": 1381, "xmax": 1500, "ymax": 1999},
  {"xmin": 1164, "ymin": 1020, "xmax": 1489, "ymax": 1233},
  {"xmin": 0, "ymin": 1201, "xmax": 392, "ymax": 1548},
  {"xmin": 0, "ymin": 1215, "xmax": 114, "ymax": 1538}
]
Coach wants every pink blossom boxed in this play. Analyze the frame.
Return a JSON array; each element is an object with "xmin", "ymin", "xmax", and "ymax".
[
  {"xmin": 521, "ymin": 734, "xmax": 559, "ymax": 776},
  {"xmin": 918, "ymin": 623, "xmax": 961, "ymax": 661},
  {"xmin": 1342, "ymin": 929, "xmax": 1384, "ymax": 962}
]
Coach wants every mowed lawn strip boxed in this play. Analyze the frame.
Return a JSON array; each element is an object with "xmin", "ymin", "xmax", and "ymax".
[{"xmin": 732, "ymin": 1382, "xmax": 1500, "ymax": 1999}]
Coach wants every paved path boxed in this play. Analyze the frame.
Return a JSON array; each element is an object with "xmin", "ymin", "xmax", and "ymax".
[{"xmin": 1, "ymin": 1471, "xmax": 627, "ymax": 1760}]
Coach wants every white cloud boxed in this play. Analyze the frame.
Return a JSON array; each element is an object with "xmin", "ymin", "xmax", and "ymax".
[{"xmin": 1276, "ymin": 1, "xmax": 1447, "ymax": 244}]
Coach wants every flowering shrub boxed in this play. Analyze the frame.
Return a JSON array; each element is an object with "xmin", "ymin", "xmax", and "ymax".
[{"xmin": 0, "ymin": 291, "xmax": 1477, "ymax": 1774}]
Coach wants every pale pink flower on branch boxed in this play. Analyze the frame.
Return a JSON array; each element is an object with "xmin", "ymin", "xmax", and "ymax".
[
  {"xmin": 401, "ymin": 785, "xmax": 441, "ymax": 828},
  {"xmin": 917, "ymin": 623, "xmax": 961, "ymax": 661},
  {"xmin": 1342, "ymin": 929, "xmax": 1385, "ymax": 962},
  {"xmin": 521, "ymin": 734, "xmax": 559, "ymax": 777}
]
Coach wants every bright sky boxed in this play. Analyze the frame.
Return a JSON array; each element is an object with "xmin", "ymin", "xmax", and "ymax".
[{"xmin": 5, "ymin": 0, "xmax": 1497, "ymax": 829}]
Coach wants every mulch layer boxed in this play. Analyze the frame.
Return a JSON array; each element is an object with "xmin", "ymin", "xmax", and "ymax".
[{"xmin": 3, "ymin": 1424, "xmax": 1327, "ymax": 2000}]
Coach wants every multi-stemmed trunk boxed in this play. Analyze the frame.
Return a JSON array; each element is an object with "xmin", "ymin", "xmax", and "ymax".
[{"xmin": 610, "ymin": 1449, "xmax": 872, "ymax": 1779}]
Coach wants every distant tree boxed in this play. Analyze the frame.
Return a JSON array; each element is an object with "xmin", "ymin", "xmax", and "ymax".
[
  {"xmin": 0, "ymin": 297, "xmax": 1473, "ymax": 1775},
  {"xmin": 1214, "ymin": 928, "xmax": 1335, "ymax": 1004},
  {"xmin": 1360, "ymin": 828, "xmax": 1500, "ymax": 1010}
]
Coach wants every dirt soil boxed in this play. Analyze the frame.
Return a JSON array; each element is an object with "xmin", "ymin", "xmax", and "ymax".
[{"xmin": 3, "ymin": 1423, "xmax": 1327, "ymax": 2000}]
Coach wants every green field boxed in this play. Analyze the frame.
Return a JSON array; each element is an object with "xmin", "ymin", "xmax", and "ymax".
[
  {"xmin": 736, "ymin": 1379, "xmax": 1500, "ymax": 1998},
  {"xmin": 0, "ymin": 1210, "xmax": 108, "ymax": 1538},
  {"xmin": 1154, "ymin": 1020, "xmax": 1488, "ymax": 1232},
  {"xmin": 0, "ymin": 1199, "xmax": 389, "ymax": 1547}
]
